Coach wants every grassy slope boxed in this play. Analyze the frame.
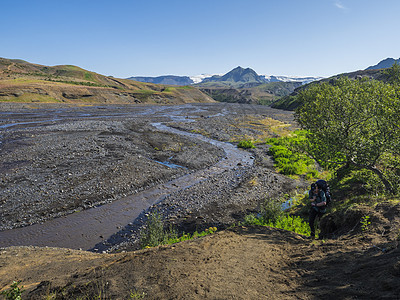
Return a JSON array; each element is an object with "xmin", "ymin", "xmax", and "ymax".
[{"xmin": 0, "ymin": 58, "xmax": 214, "ymax": 104}]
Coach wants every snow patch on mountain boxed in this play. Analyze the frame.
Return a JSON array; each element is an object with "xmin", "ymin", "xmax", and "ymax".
[
  {"xmin": 190, "ymin": 74, "xmax": 222, "ymax": 84},
  {"xmin": 262, "ymin": 75, "xmax": 324, "ymax": 84}
]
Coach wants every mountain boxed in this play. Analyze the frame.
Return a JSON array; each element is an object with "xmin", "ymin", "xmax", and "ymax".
[
  {"xmin": 200, "ymin": 66, "xmax": 265, "ymax": 87},
  {"xmin": 196, "ymin": 67, "xmax": 322, "ymax": 88},
  {"xmin": 127, "ymin": 67, "xmax": 322, "ymax": 88},
  {"xmin": 199, "ymin": 81, "xmax": 303, "ymax": 105},
  {"xmin": 124, "ymin": 66, "xmax": 322, "ymax": 105},
  {"xmin": 0, "ymin": 58, "xmax": 214, "ymax": 104},
  {"xmin": 366, "ymin": 57, "xmax": 400, "ymax": 70},
  {"xmin": 127, "ymin": 75, "xmax": 194, "ymax": 86},
  {"xmin": 196, "ymin": 67, "xmax": 307, "ymax": 105}
]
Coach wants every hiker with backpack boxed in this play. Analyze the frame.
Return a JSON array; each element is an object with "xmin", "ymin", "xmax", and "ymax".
[{"xmin": 308, "ymin": 180, "xmax": 331, "ymax": 239}]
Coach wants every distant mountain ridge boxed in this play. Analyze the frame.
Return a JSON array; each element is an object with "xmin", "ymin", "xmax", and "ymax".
[
  {"xmin": 128, "ymin": 75, "xmax": 194, "ymax": 86},
  {"xmin": 366, "ymin": 58, "xmax": 400, "ymax": 70},
  {"xmin": 127, "ymin": 67, "xmax": 322, "ymax": 87}
]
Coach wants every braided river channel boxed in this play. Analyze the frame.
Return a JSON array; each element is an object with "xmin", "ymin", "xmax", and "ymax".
[{"xmin": 1, "ymin": 103, "xmax": 281, "ymax": 250}]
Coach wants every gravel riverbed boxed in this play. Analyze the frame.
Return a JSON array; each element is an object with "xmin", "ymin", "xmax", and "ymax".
[{"xmin": 0, "ymin": 103, "xmax": 306, "ymax": 251}]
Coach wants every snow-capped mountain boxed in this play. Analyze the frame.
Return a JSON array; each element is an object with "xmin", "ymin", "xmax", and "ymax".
[
  {"xmin": 127, "ymin": 67, "xmax": 323, "ymax": 86},
  {"xmin": 262, "ymin": 75, "xmax": 324, "ymax": 85}
]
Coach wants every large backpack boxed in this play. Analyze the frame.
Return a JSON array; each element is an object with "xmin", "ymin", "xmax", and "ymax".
[{"xmin": 316, "ymin": 179, "xmax": 332, "ymax": 206}]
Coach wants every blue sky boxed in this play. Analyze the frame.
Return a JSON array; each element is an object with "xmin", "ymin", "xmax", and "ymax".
[{"xmin": 1, "ymin": 0, "xmax": 399, "ymax": 78}]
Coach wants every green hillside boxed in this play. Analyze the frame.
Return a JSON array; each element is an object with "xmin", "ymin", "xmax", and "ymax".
[{"xmin": 271, "ymin": 67, "xmax": 394, "ymax": 111}]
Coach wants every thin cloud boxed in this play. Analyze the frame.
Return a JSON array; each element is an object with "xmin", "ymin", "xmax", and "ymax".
[{"xmin": 334, "ymin": 1, "xmax": 347, "ymax": 10}]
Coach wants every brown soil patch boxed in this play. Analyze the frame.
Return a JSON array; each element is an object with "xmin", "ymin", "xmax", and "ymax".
[{"xmin": 1, "ymin": 225, "xmax": 399, "ymax": 299}]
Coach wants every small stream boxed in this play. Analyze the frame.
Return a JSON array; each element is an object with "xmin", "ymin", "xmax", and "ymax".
[{"xmin": 0, "ymin": 107, "xmax": 254, "ymax": 250}]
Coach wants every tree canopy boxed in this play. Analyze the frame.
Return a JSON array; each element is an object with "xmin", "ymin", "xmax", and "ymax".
[{"xmin": 295, "ymin": 76, "xmax": 400, "ymax": 193}]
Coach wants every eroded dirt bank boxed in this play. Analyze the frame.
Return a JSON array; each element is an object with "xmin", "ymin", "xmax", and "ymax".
[{"xmin": 1, "ymin": 225, "xmax": 399, "ymax": 299}]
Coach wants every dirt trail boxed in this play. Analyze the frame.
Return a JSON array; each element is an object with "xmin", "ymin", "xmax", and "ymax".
[{"xmin": 1, "ymin": 226, "xmax": 399, "ymax": 299}]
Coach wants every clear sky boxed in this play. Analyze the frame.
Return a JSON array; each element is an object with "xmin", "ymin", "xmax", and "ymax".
[{"xmin": 1, "ymin": 0, "xmax": 399, "ymax": 78}]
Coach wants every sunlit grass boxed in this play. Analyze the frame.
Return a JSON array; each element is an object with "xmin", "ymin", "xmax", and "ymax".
[{"xmin": 0, "ymin": 92, "xmax": 61, "ymax": 103}]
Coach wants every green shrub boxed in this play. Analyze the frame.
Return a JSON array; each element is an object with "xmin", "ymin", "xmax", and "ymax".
[
  {"xmin": 140, "ymin": 211, "xmax": 177, "ymax": 248},
  {"xmin": 238, "ymin": 140, "xmax": 256, "ymax": 149},
  {"xmin": 140, "ymin": 211, "xmax": 217, "ymax": 248},
  {"xmin": 306, "ymin": 169, "xmax": 319, "ymax": 180},
  {"xmin": 360, "ymin": 215, "xmax": 371, "ymax": 232},
  {"xmin": 1, "ymin": 281, "xmax": 24, "ymax": 300},
  {"xmin": 275, "ymin": 157, "xmax": 290, "ymax": 168},
  {"xmin": 282, "ymin": 164, "xmax": 298, "ymax": 175},
  {"xmin": 244, "ymin": 197, "xmax": 310, "ymax": 236},
  {"xmin": 259, "ymin": 199, "xmax": 283, "ymax": 223},
  {"xmin": 244, "ymin": 213, "xmax": 310, "ymax": 236}
]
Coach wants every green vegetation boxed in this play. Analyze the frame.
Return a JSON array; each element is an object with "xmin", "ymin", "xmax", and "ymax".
[
  {"xmin": 255, "ymin": 81, "xmax": 302, "ymax": 98},
  {"xmin": 383, "ymin": 62, "xmax": 400, "ymax": 85},
  {"xmin": 130, "ymin": 290, "xmax": 146, "ymax": 299},
  {"xmin": 45, "ymin": 78, "xmax": 110, "ymax": 87},
  {"xmin": 84, "ymin": 72, "xmax": 95, "ymax": 82},
  {"xmin": 176, "ymin": 85, "xmax": 194, "ymax": 90},
  {"xmin": 162, "ymin": 87, "xmax": 175, "ymax": 93},
  {"xmin": 163, "ymin": 86, "xmax": 194, "ymax": 92},
  {"xmin": 270, "ymin": 94, "xmax": 301, "ymax": 110},
  {"xmin": 0, "ymin": 93, "xmax": 61, "ymax": 103},
  {"xmin": 244, "ymin": 198, "xmax": 311, "ymax": 236},
  {"xmin": 165, "ymin": 227, "xmax": 217, "ymax": 245},
  {"xmin": 1, "ymin": 281, "xmax": 24, "ymax": 300},
  {"xmin": 266, "ymin": 130, "xmax": 320, "ymax": 179},
  {"xmin": 140, "ymin": 211, "xmax": 217, "ymax": 248},
  {"xmin": 360, "ymin": 215, "xmax": 371, "ymax": 232},
  {"xmin": 237, "ymin": 139, "xmax": 256, "ymax": 149},
  {"xmin": 295, "ymin": 75, "xmax": 400, "ymax": 195}
]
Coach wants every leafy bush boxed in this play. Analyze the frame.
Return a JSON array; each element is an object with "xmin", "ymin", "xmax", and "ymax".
[
  {"xmin": 259, "ymin": 198, "xmax": 284, "ymax": 223},
  {"xmin": 238, "ymin": 139, "xmax": 256, "ymax": 149},
  {"xmin": 1, "ymin": 281, "xmax": 24, "ymax": 300},
  {"xmin": 140, "ymin": 211, "xmax": 177, "ymax": 248}
]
